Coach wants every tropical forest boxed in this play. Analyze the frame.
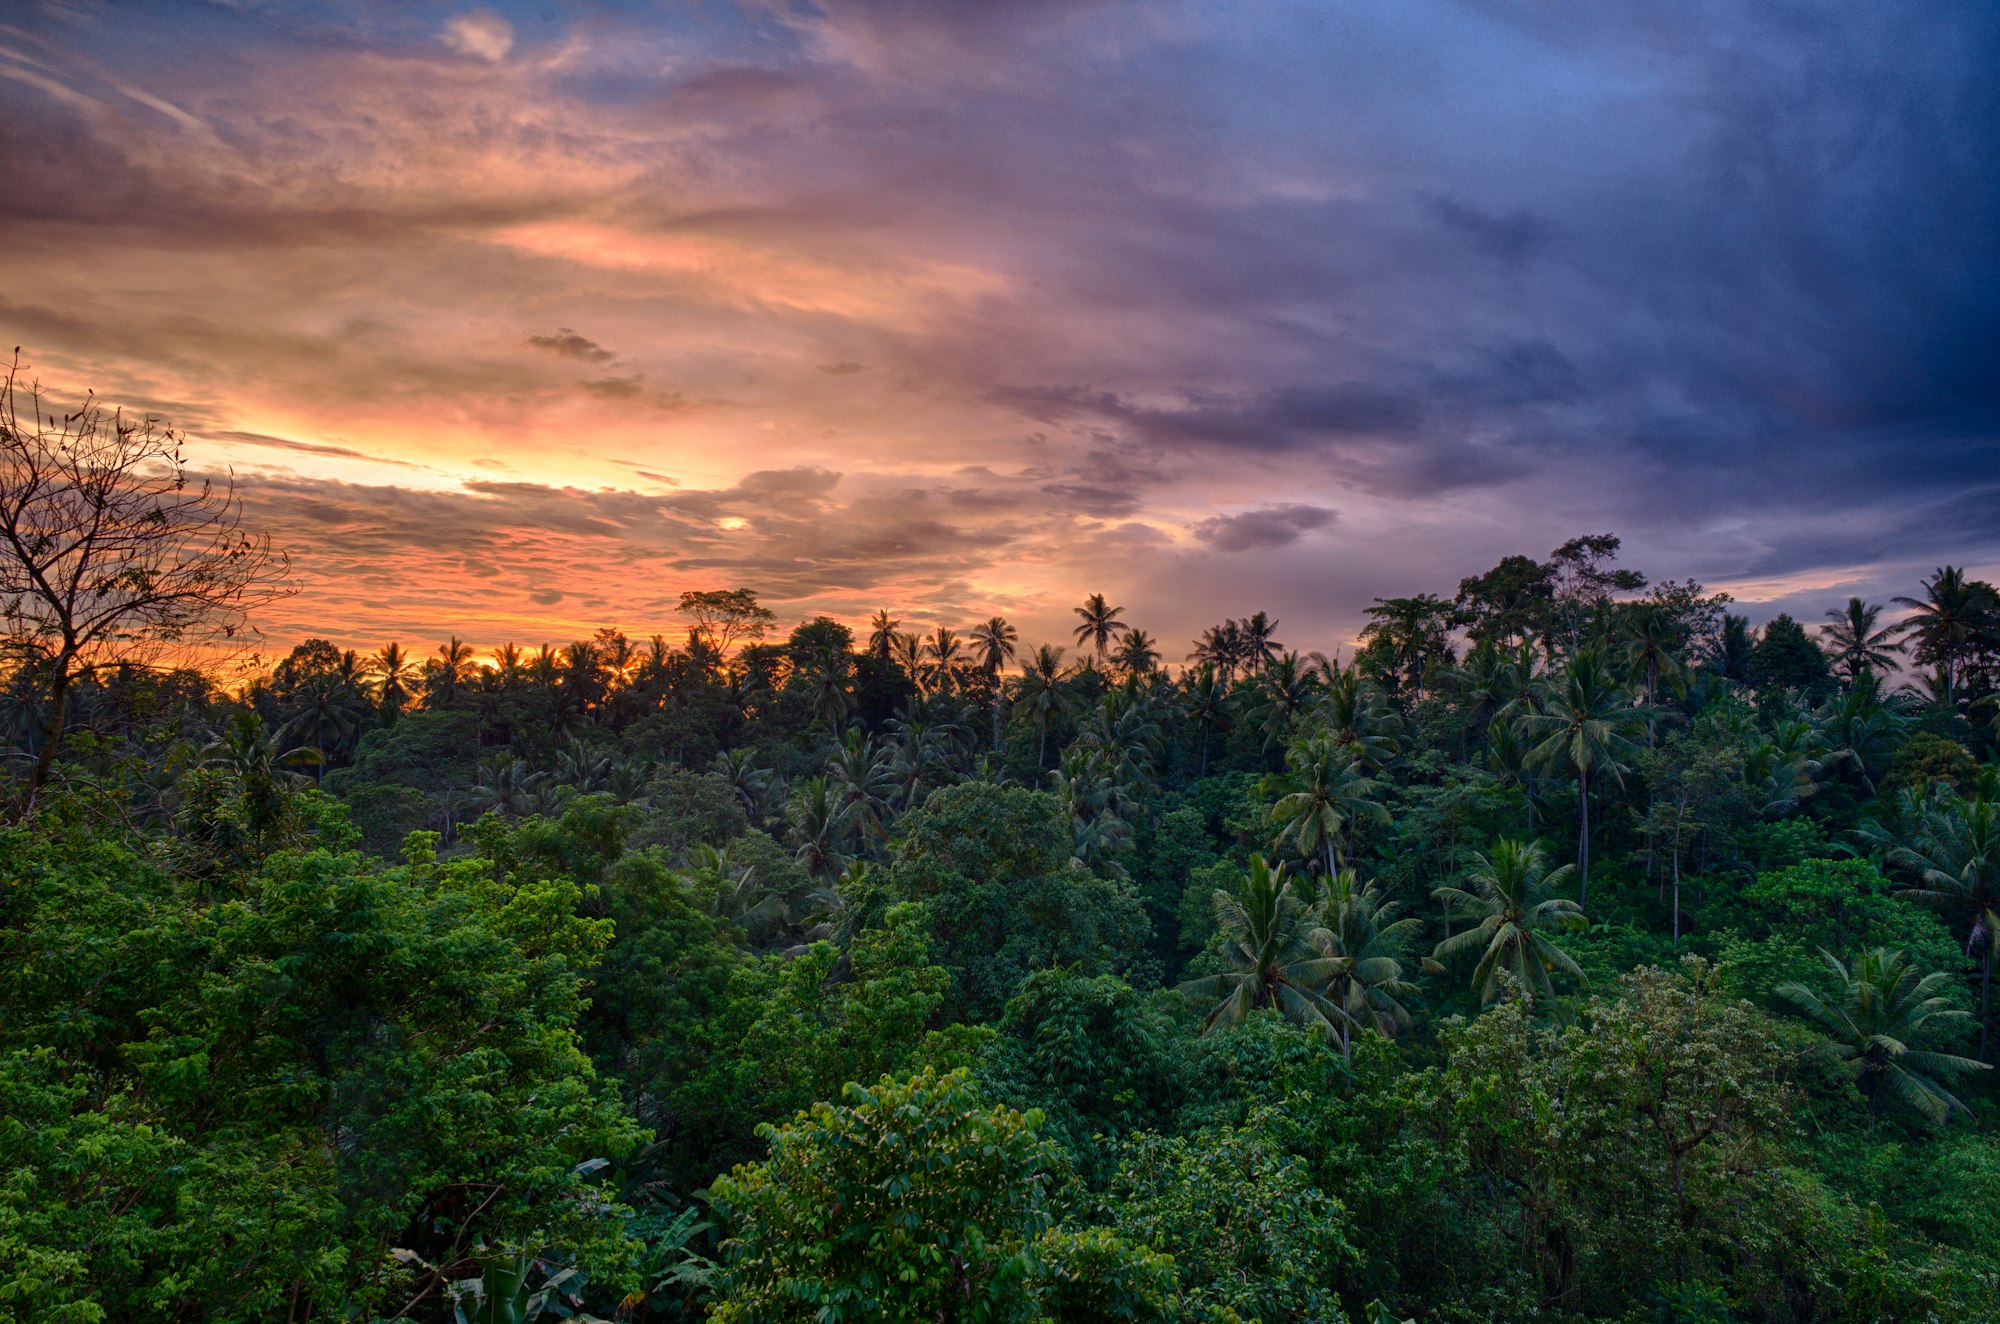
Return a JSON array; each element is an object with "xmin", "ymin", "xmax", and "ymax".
[{"xmin": 7, "ymin": 372, "xmax": 2000, "ymax": 1323}]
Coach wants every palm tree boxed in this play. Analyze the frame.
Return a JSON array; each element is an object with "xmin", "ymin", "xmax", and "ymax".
[
  {"xmin": 1430, "ymin": 838, "xmax": 1585, "ymax": 1006},
  {"xmin": 1181, "ymin": 662, "xmax": 1231, "ymax": 777},
  {"xmin": 1863, "ymin": 788, "xmax": 2000, "ymax": 1057},
  {"xmin": 1240, "ymin": 611, "xmax": 1282, "ymax": 676},
  {"xmin": 924, "ymin": 626, "xmax": 964, "ymax": 695},
  {"xmin": 1309, "ymin": 869, "xmax": 1424, "ymax": 1058},
  {"xmin": 710, "ymin": 747, "xmax": 772, "ymax": 822},
  {"xmin": 1015, "ymin": 644, "xmax": 1073, "ymax": 770},
  {"xmin": 1893, "ymin": 566, "xmax": 1997, "ymax": 709},
  {"xmin": 554, "ymin": 737, "xmax": 612, "ymax": 793},
  {"xmin": 970, "ymin": 616, "xmax": 1018, "ymax": 750},
  {"xmin": 1777, "ymin": 948, "xmax": 1988, "ymax": 1125},
  {"xmin": 1262, "ymin": 732, "xmax": 1389, "ymax": 877},
  {"xmin": 1251, "ymin": 650, "xmax": 1322, "ymax": 749},
  {"xmin": 1813, "ymin": 672, "xmax": 1908, "ymax": 797},
  {"xmin": 1177, "ymin": 855, "xmax": 1350, "ymax": 1040},
  {"xmin": 1820, "ymin": 598, "xmax": 1904, "ymax": 684},
  {"xmin": 1619, "ymin": 603, "xmax": 1687, "ymax": 746},
  {"xmin": 783, "ymin": 775, "xmax": 854, "ymax": 881},
  {"xmin": 826, "ymin": 729, "xmax": 894, "ymax": 844},
  {"xmin": 428, "ymin": 636, "xmax": 477, "ymax": 706},
  {"xmin": 1072, "ymin": 593, "xmax": 1130, "ymax": 661},
  {"xmin": 1111, "ymin": 628, "xmax": 1160, "ymax": 680},
  {"xmin": 866, "ymin": 610, "xmax": 902, "ymax": 661},
  {"xmin": 1515, "ymin": 648, "xmax": 1639, "ymax": 906},
  {"xmin": 368, "ymin": 642, "xmax": 417, "ymax": 717},
  {"xmin": 892, "ymin": 633, "xmax": 927, "ymax": 692}
]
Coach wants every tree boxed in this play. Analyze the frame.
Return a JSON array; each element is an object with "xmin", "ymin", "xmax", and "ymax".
[
  {"xmin": 1747, "ymin": 613, "xmax": 1834, "ymax": 701},
  {"xmin": 1777, "ymin": 947, "xmax": 1988, "ymax": 1125},
  {"xmin": 970, "ymin": 615, "xmax": 1019, "ymax": 749},
  {"xmin": 1515, "ymin": 648, "xmax": 1639, "ymax": 905},
  {"xmin": 706, "ymin": 1068, "xmax": 1055, "ymax": 1323},
  {"xmin": 1431, "ymin": 838, "xmax": 1585, "ymax": 1005},
  {"xmin": 1821, "ymin": 597, "xmax": 1904, "ymax": 684},
  {"xmin": 366, "ymin": 641, "xmax": 417, "ymax": 718},
  {"xmin": 1072, "ymin": 592, "xmax": 1129, "ymax": 661},
  {"xmin": 1866, "ymin": 787, "xmax": 2000, "ymax": 1057},
  {"xmin": 1178, "ymin": 854, "xmax": 1350, "ymax": 1040},
  {"xmin": 0, "ymin": 357, "xmax": 292, "ymax": 810},
  {"xmin": 1110, "ymin": 628, "xmax": 1159, "ymax": 680},
  {"xmin": 1015, "ymin": 643, "xmax": 1073, "ymax": 770},
  {"xmin": 1893, "ymin": 566, "xmax": 1998, "ymax": 710},
  {"xmin": 1310, "ymin": 869, "xmax": 1423, "ymax": 1053},
  {"xmin": 1545, "ymin": 534, "xmax": 1646, "ymax": 654},
  {"xmin": 677, "ymin": 588, "xmax": 776, "ymax": 657},
  {"xmin": 1262, "ymin": 732, "xmax": 1389, "ymax": 877},
  {"xmin": 1456, "ymin": 553, "xmax": 1555, "ymax": 650}
]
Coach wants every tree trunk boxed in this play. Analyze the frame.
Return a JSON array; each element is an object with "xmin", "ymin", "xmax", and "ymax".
[
  {"xmin": 1671, "ymin": 843, "xmax": 1680, "ymax": 951},
  {"xmin": 23, "ymin": 660, "xmax": 71, "ymax": 818},
  {"xmin": 1576, "ymin": 764, "xmax": 1591, "ymax": 908},
  {"xmin": 1982, "ymin": 945, "xmax": 1992, "ymax": 1061}
]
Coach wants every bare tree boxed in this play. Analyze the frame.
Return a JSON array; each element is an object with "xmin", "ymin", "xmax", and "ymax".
[{"xmin": 0, "ymin": 353, "xmax": 293, "ymax": 812}]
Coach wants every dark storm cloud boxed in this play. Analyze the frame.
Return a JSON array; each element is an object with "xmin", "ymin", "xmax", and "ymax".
[{"xmin": 1192, "ymin": 504, "xmax": 1337, "ymax": 553}]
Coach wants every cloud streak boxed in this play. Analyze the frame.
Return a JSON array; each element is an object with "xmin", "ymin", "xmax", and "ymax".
[{"xmin": 0, "ymin": 0, "xmax": 1993, "ymax": 654}]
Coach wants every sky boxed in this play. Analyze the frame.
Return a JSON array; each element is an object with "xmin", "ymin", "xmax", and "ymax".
[{"xmin": 2, "ymin": 0, "xmax": 1996, "ymax": 663}]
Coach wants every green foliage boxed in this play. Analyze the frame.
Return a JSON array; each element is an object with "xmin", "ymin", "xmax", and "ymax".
[
  {"xmin": 981, "ymin": 970, "xmax": 1186, "ymax": 1169},
  {"xmin": 886, "ymin": 783, "xmax": 1149, "ymax": 1020},
  {"xmin": 707, "ymin": 1068, "xmax": 1056, "ymax": 1323},
  {"xmin": 1099, "ymin": 1116, "xmax": 1354, "ymax": 1322},
  {"xmin": 0, "ymin": 821, "xmax": 642, "ymax": 1321}
]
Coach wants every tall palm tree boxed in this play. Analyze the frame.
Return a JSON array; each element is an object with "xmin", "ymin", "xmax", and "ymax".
[
  {"xmin": 1430, "ymin": 838, "xmax": 1585, "ymax": 1006},
  {"xmin": 368, "ymin": 642, "xmax": 417, "ymax": 717},
  {"xmin": 866, "ymin": 610, "xmax": 901, "ymax": 662},
  {"xmin": 1820, "ymin": 598, "xmax": 1904, "ymax": 685},
  {"xmin": 1515, "ymin": 648, "xmax": 1639, "ymax": 906},
  {"xmin": 1262, "ymin": 732, "xmax": 1390, "ymax": 877},
  {"xmin": 1177, "ymin": 855, "xmax": 1350, "ymax": 1039},
  {"xmin": 1015, "ymin": 644, "xmax": 1073, "ymax": 770},
  {"xmin": 969, "ymin": 616, "xmax": 1018, "ymax": 750},
  {"xmin": 1181, "ymin": 662, "xmax": 1231, "ymax": 777},
  {"xmin": 1778, "ymin": 947, "xmax": 1989, "ymax": 1125},
  {"xmin": 1893, "ymin": 566, "xmax": 1997, "ymax": 709},
  {"xmin": 1111, "ymin": 628, "xmax": 1160, "ymax": 680},
  {"xmin": 892, "ymin": 633, "xmax": 927, "ymax": 692},
  {"xmin": 1619, "ymin": 603, "xmax": 1687, "ymax": 746},
  {"xmin": 1309, "ymin": 869, "xmax": 1424, "ymax": 1059},
  {"xmin": 1240, "ymin": 611, "xmax": 1282, "ymax": 677},
  {"xmin": 1862, "ymin": 788, "xmax": 2000, "ymax": 1057},
  {"xmin": 1813, "ymin": 672, "xmax": 1909, "ymax": 797},
  {"xmin": 1072, "ymin": 593, "xmax": 1130, "ymax": 661},
  {"xmin": 783, "ymin": 775, "xmax": 854, "ymax": 881},
  {"xmin": 924, "ymin": 626, "xmax": 964, "ymax": 696},
  {"xmin": 430, "ymin": 636, "xmax": 477, "ymax": 706},
  {"xmin": 1251, "ymin": 650, "xmax": 1322, "ymax": 749}
]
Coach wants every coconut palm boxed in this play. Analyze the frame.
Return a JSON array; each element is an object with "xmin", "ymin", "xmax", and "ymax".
[
  {"xmin": 1893, "ymin": 566, "xmax": 1998, "ymax": 709},
  {"xmin": 1240, "ymin": 611, "xmax": 1283, "ymax": 677},
  {"xmin": 1813, "ymin": 671, "xmax": 1909, "ymax": 797},
  {"xmin": 1309, "ymin": 869, "xmax": 1424, "ymax": 1057},
  {"xmin": 1778, "ymin": 947, "xmax": 1989, "ymax": 1125},
  {"xmin": 1251, "ymin": 650, "xmax": 1323, "ymax": 749},
  {"xmin": 827, "ymin": 729, "xmax": 895, "ymax": 844},
  {"xmin": 783, "ymin": 775, "xmax": 854, "ymax": 881},
  {"xmin": 555, "ymin": 737, "xmax": 612, "ymax": 793},
  {"xmin": 709, "ymin": 747, "xmax": 772, "ymax": 823},
  {"xmin": 1263, "ymin": 732, "xmax": 1389, "ymax": 877},
  {"xmin": 1072, "ymin": 593, "xmax": 1129, "ymax": 661},
  {"xmin": 1514, "ymin": 648, "xmax": 1640, "ymax": 906},
  {"xmin": 469, "ymin": 751, "xmax": 546, "ymax": 818},
  {"xmin": 1431, "ymin": 838, "xmax": 1585, "ymax": 1006},
  {"xmin": 1181, "ymin": 662, "xmax": 1231, "ymax": 777},
  {"xmin": 427, "ymin": 636, "xmax": 477, "ymax": 706},
  {"xmin": 1820, "ymin": 598, "xmax": 1904, "ymax": 684},
  {"xmin": 866, "ymin": 610, "xmax": 902, "ymax": 661},
  {"xmin": 969, "ymin": 616, "xmax": 1019, "ymax": 749},
  {"xmin": 1111, "ymin": 628, "xmax": 1160, "ymax": 680},
  {"xmin": 1862, "ymin": 787, "xmax": 2000, "ymax": 1057},
  {"xmin": 1177, "ymin": 855, "xmax": 1351, "ymax": 1040},
  {"xmin": 1619, "ymin": 603, "xmax": 1687, "ymax": 745},
  {"xmin": 367, "ymin": 642, "xmax": 418, "ymax": 717},
  {"xmin": 924, "ymin": 626, "xmax": 964, "ymax": 695},
  {"xmin": 1015, "ymin": 644, "xmax": 1073, "ymax": 770}
]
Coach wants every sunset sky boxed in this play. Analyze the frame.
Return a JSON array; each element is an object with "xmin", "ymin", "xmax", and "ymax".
[{"xmin": 3, "ymin": 1, "xmax": 1996, "ymax": 661}]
